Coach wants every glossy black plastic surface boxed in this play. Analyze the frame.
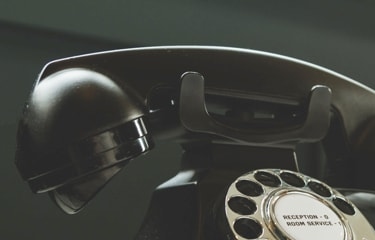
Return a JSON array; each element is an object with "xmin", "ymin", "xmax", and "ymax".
[
  {"xmin": 179, "ymin": 72, "xmax": 331, "ymax": 147},
  {"xmin": 28, "ymin": 47, "xmax": 375, "ymax": 157},
  {"xmin": 14, "ymin": 47, "xmax": 375, "ymax": 221},
  {"xmin": 15, "ymin": 68, "xmax": 151, "ymax": 202}
]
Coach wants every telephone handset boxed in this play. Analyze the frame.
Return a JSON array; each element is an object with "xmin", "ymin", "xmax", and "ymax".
[{"xmin": 15, "ymin": 46, "xmax": 375, "ymax": 239}]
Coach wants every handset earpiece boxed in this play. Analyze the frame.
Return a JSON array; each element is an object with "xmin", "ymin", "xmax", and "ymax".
[{"xmin": 15, "ymin": 68, "xmax": 153, "ymax": 214}]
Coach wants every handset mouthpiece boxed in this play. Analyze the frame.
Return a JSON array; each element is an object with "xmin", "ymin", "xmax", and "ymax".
[{"xmin": 15, "ymin": 68, "xmax": 153, "ymax": 213}]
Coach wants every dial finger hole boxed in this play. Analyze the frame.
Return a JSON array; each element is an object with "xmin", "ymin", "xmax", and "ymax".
[
  {"xmin": 333, "ymin": 197, "xmax": 355, "ymax": 215},
  {"xmin": 236, "ymin": 180, "xmax": 264, "ymax": 197},
  {"xmin": 308, "ymin": 181, "xmax": 332, "ymax": 197},
  {"xmin": 228, "ymin": 197, "xmax": 257, "ymax": 215},
  {"xmin": 280, "ymin": 171, "xmax": 305, "ymax": 187},
  {"xmin": 233, "ymin": 218, "xmax": 263, "ymax": 239},
  {"xmin": 254, "ymin": 171, "xmax": 281, "ymax": 187}
]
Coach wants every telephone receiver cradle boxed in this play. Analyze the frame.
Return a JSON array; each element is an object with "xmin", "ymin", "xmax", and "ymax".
[{"xmin": 15, "ymin": 46, "xmax": 375, "ymax": 239}]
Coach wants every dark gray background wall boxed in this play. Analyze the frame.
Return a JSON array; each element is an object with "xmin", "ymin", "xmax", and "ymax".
[{"xmin": 1, "ymin": 0, "xmax": 375, "ymax": 239}]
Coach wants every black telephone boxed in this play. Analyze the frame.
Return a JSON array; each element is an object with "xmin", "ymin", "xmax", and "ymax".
[{"xmin": 15, "ymin": 46, "xmax": 375, "ymax": 239}]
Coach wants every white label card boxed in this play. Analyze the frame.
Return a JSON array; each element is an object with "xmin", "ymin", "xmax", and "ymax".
[{"xmin": 273, "ymin": 193, "xmax": 345, "ymax": 240}]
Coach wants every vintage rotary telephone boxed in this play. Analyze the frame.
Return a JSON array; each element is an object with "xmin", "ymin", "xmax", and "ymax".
[{"xmin": 15, "ymin": 46, "xmax": 375, "ymax": 239}]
